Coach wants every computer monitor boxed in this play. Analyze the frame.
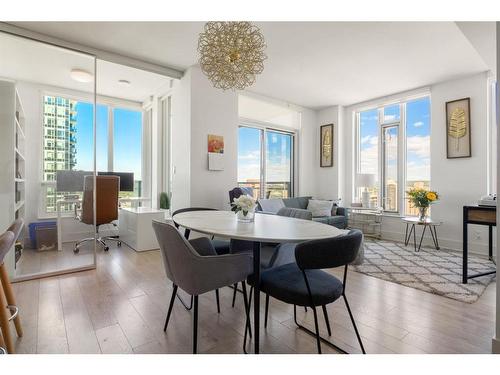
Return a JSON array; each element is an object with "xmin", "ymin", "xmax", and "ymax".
[
  {"xmin": 56, "ymin": 170, "xmax": 93, "ymax": 192},
  {"xmin": 97, "ymin": 172, "xmax": 134, "ymax": 192}
]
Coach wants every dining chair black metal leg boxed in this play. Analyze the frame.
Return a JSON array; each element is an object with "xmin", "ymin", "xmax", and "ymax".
[
  {"xmin": 176, "ymin": 292, "xmax": 193, "ymax": 310},
  {"xmin": 243, "ymin": 286, "xmax": 253, "ymax": 354},
  {"xmin": 232, "ymin": 283, "xmax": 238, "ymax": 307},
  {"xmin": 164, "ymin": 284, "xmax": 178, "ymax": 332},
  {"xmin": 311, "ymin": 306, "xmax": 322, "ymax": 354},
  {"xmin": 322, "ymin": 305, "xmax": 332, "ymax": 336},
  {"xmin": 241, "ymin": 281, "xmax": 252, "ymax": 339},
  {"xmin": 342, "ymin": 294, "xmax": 365, "ymax": 354},
  {"xmin": 293, "ymin": 304, "xmax": 348, "ymax": 354},
  {"xmin": 193, "ymin": 295, "xmax": 199, "ymax": 354},
  {"xmin": 264, "ymin": 294, "xmax": 270, "ymax": 328},
  {"xmin": 215, "ymin": 289, "xmax": 220, "ymax": 314}
]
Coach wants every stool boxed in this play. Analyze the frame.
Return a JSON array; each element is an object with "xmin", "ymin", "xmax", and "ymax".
[{"xmin": 0, "ymin": 220, "xmax": 24, "ymax": 354}]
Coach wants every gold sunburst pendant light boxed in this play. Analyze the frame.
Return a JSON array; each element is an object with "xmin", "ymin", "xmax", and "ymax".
[{"xmin": 198, "ymin": 21, "xmax": 267, "ymax": 91}]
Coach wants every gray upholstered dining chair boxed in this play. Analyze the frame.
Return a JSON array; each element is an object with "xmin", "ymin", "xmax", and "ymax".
[
  {"xmin": 152, "ymin": 220, "xmax": 253, "ymax": 354},
  {"xmin": 246, "ymin": 229, "xmax": 366, "ymax": 354},
  {"xmin": 172, "ymin": 207, "xmax": 231, "ymax": 313}
]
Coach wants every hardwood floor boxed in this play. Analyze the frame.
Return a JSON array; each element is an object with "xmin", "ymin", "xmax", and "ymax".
[{"xmin": 9, "ymin": 240, "xmax": 496, "ymax": 354}]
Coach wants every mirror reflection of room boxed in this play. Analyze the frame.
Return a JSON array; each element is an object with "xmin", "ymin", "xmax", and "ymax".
[{"xmin": 0, "ymin": 31, "xmax": 170, "ymax": 280}]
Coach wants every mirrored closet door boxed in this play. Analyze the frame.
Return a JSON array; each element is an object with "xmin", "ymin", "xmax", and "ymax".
[{"xmin": 0, "ymin": 31, "xmax": 97, "ymax": 280}]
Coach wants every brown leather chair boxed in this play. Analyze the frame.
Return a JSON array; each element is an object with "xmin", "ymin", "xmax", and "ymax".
[
  {"xmin": 0, "ymin": 219, "xmax": 24, "ymax": 354},
  {"xmin": 74, "ymin": 175, "xmax": 122, "ymax": 253}
]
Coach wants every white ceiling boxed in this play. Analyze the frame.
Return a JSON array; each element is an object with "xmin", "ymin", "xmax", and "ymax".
[
  {"xmin": 0, "ymin": 31, "xmax": 171, "ymax": 102},
  {"xmin": 8, "ymin": 22, "xmax": 492, "ymax": 108}
]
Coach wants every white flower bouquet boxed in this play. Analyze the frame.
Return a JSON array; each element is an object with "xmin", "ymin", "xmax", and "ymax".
[{"xmin": 230, "ymin": 194, "xmax": 256, "ymax": 222}]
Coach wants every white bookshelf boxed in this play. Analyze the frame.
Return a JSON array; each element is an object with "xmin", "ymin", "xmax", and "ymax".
[{"xmin": 0, "ymin": 80, "xmax": 26, "ymax": 277}]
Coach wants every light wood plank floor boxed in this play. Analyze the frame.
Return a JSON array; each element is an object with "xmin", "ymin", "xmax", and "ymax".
[{"xmin": 9, "ymin": 241, "xmax": 496, "ymax": 354}]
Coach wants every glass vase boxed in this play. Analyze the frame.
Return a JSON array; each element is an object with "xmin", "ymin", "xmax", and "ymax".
[
  {"xmin": 237, "ymin": 209, "xmax": 255, "ymax": 223},
  {"xmin": 418, "ymin": 206, "xmax": 428, "ymax": 221}
]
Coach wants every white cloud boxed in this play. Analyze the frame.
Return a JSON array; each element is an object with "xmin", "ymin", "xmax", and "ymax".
[
  {"xmin": 238, "ymin": 163, "xmax": 260, "ymax": 182},
  {"xmin": 359, "ymin": 135, "xmax": 430, "ymax": 180},
  {"xmin": 238, "ymin": 150, "xmax": 260, "ymax": 161},
  {"xmin": 413, "ymin": 121, "xmax": 424, "ymax": 128},
  {"xmin": 407, "ymin": 159, "xmax": 430, "ymax": 181},
  {"xmin": 407, "ymin": 135, "xmax": 430, "ymax": 158}
]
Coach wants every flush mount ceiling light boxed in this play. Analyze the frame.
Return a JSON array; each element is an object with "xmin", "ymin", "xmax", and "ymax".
[
  {"xmin": 118, "ymin": 79, "xmax": 131, "ymax": 86},
  {"xmin": 198, "ymin": 21, "xmax": 267, "ymax": 91},
  {"xmin": 70, "ymin": 68, "xmax": 94, "ymax": 83}
]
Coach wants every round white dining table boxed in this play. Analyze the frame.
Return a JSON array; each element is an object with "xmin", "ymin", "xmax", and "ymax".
[{"xmin": 173, "ymin": 210, "xmax": 344, "ymax": 354}]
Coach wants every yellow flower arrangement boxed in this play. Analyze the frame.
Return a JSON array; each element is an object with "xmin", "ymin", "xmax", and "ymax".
[{"xmin": 407, "ymin": 188, "xmax": 439, "ymax": 209}]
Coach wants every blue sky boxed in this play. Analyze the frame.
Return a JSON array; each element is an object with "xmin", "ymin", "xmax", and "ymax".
[
  {"xmin": 237, "ymin": 127, "xmax": 292, "ymax": 182},
  {"xmin": 74, "ymin": 102, "xmax": 142, "ymax": 180},
  {"xmin": 359, "ymin": 97, "xmax": 430, "ymax": 182}
]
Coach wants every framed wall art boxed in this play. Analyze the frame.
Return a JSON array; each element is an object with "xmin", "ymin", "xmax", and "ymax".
[
  {"xmin": 207, "ymin": 134, "xmax": 224, "ymax": 154},
  {"xmin": 320, "ymin": 124, "xmax": 334, "ymax": 167},
  {"xmin": 446, "ymin": 97, "xmax": 471, "ymax": 159}
]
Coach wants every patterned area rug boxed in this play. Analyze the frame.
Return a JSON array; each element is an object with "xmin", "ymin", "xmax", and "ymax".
[{"xmin": 352, "ymin": 239, "xmax": 496, "ymax": 303}]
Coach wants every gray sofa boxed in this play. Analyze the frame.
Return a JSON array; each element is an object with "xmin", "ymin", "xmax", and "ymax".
[{"xmin": 257, "ymin": 196, "xmax": 347, "ymax": 229}]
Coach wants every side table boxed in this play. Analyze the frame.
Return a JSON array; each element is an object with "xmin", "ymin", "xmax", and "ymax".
[{"xmin": 402, "ymin": 217, "xmax": 442, "ymax": 252}]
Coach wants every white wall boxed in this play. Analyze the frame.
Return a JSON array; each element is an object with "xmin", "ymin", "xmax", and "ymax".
[
  {"xmin": 430, "ymin": 72, "xmax": 491, "ymax": 253},
  {"xmin": 315, "ymin": 106, "xmax": 344, "ymax": 201},
  {"xmin": 337, "ymin": 73, "xmax": 492, "ymax": 253},
  {"xmin": 189, "ymin": 66, "xmax": 239, "ymax": 209},
  {"xmin": 169, "ymin": 71, "xmax": 192, "ymax": 212},
  {"xmin": 297, "ymin": 108, "xmax": 318, "ymax": 197}
]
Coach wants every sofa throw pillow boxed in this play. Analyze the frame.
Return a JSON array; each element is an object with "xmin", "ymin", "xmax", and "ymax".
[
  {"xmin": 307, "ymin": 199, "xmax": 334, "ymax": 217},
  {"xmin": 258, "ymin": 198, "xmax": 285, "ymax": 214}
]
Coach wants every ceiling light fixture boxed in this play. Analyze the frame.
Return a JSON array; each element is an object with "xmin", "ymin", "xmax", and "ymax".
[
  {"xmin": 70, "ymin": 68, "xmax": 94, "ymax": 83},
  {"xmin": 118, "ymin": 79, "xmax": 131, "ymax": 86},
  {"xmin": 198, "ymin": 21, "xmax": 267, "ymax": 91}
]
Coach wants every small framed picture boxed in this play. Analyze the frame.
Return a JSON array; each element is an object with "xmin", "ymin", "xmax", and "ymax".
[
  {"xmin": 446, "ymin": 98, "xmax": 471, "ymax": 159},
  {"xmin": 320, "ymin": 124, "xmax": 334, "ymax": 167}
]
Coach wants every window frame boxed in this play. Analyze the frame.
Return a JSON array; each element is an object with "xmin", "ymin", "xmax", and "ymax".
[
  {"xmin": 39, "ymin": 90, "xmax": 146, "ymax": 218},
  {"xmin": 355, "ymin": 94, "xmax": 429, "ymax": 215},
  {"xmin": 238, "ymin": 119, "xmax": 296, "ymax": 200}
]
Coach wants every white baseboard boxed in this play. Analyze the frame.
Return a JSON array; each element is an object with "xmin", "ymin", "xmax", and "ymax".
[
  {"xmin": 492, "ymin": 337, "xmax": 500, "ymax": 353},
  {"xmin": 379, "ymin": 229, "xmax": 494, "ymax": 257}
]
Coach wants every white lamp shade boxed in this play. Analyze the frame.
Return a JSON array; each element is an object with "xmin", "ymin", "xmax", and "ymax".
[{"xmin": 356, "ymin": 173, "xmax": 376, "ymax": 187}]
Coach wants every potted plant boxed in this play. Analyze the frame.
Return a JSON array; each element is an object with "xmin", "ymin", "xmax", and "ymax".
[
  {"xmin": 406, "ymin": 188, "xmax": 439, "ymax": 221},
  {"xmin": 159, "ymin": 192, "xmax": 171, "ymax": 215},
  {"xmin": 230, "ymin": 194, "xmax": 256, "ymax": 222}
]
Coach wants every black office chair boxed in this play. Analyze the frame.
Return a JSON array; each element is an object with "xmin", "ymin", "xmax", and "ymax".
[{"xmin": 246, "ymin": 230, "xmax": 366, "ymax": 354}]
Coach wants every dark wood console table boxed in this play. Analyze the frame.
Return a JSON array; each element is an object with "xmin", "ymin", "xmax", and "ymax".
[{"xmin": 462, "ymin": 205, "xmax": 496, "ymax": 284}]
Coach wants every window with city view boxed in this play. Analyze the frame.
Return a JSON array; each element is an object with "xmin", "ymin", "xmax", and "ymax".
[
  {"xmin": 356, "ymin": 96, "xmax": 430, "ymax": 215},
  {"xmin": 238, "ymin": 126, "xmax": 293, "ymax": 200},
  {"xmin": 42, "ymin": 95, "xmax": 143, "ymax": 214}
]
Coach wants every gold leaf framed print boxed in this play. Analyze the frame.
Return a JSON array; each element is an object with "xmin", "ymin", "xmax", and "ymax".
[
  {"xmin": 446, "ymin": 97, "xmax": 471, "ymax": 158},
  {"xmin": 320, "ymin": 124, "xmax": 334, "ymax": 167}
]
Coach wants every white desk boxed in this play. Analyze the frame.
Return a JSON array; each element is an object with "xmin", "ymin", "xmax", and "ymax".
[
  {"xmin": 56, "ymin": 196, "xmax": 151, "ymax": 251},
  {"xmin": 173, "ymin": 210, "xmax": 343, "ymax": 354},
  {"xmin": 118, "ymin": 207, "xmax": 171, "ymax": 252}
]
